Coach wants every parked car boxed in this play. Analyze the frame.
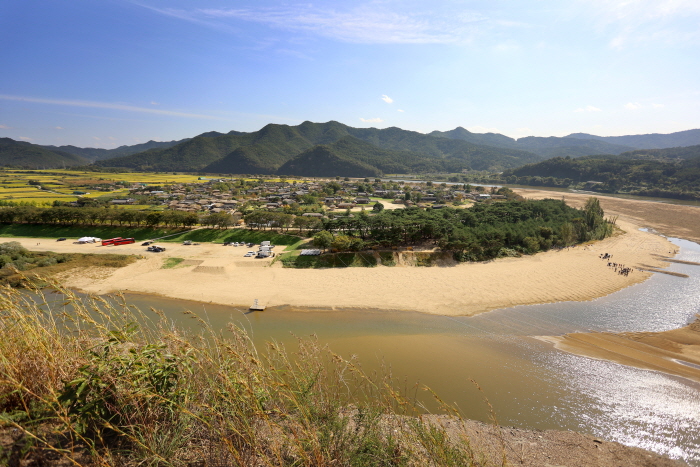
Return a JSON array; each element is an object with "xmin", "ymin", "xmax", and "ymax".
[
  {"xmin": 244, "ymin": 251, "xmax": 255, "ymax": 257},
  {"xmin": 57, "ymin": 238, "xmax": 67, "ymax": 242},
  {"xmin": 147, "ymin": 245, "xmax": 166, "ymax": 252},
  {"xmin": 183, "ymin": 240, "xmax": 192, "ymax": 245},
  {"xmin": 141, "ymin": 241, "xmax": 152, "ymax": 246}
]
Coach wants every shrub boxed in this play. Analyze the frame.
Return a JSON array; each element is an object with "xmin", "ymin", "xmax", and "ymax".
[{"xmin": 0, "ymin": 282, "xmax": 490, "ymax": 466}]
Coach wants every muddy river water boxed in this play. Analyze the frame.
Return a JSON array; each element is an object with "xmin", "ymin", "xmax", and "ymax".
[{"xmin": 67, "ymin": 236, "xmax": 700, "ymax": 464}]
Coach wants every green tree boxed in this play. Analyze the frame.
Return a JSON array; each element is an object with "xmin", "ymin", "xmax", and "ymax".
[{"xmin": 312, "ymin": 230, "xmax": 333, "ymax": 251}]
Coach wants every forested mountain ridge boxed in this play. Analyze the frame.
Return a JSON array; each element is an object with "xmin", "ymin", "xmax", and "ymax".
[
  {"xmin": 43, "ymin": 139, "xmax": 189, "ymax": 161},
  {"xmin": 430, "ymin": 127, "xmax": 636, "ymax": 157},
  {"xmin": 609, "ymin": 144, "xmax": 700, "ymax": 161},
  {"xmin": 97, "ymin": 121, "xmax": 544, "ymax": 175},
  {"xmin": 500, "ymin": 146, "xmax": 700, "ymax": 199},
  {"xmin": 566, "ymin": 128, "xmax": 700, "ymax": 149},
  {"xmin": 0, "ymin": 138, "xmax": 88, "ymax": 168},
  {"xmin": 276, "ymin": 136, "xmax": 451, "ymax": 177}
]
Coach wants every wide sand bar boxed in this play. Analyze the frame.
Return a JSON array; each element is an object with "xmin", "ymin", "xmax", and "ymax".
[{"xmin": 8, "ymin": 212, "xmax": 676, "ymax": 316}]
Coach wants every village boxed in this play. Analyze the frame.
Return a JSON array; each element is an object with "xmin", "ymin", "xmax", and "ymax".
[{"xmin": 119, "ymin": 176, "xmax": 508, "ymax": 217}]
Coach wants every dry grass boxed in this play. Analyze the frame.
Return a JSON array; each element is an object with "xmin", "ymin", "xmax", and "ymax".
[
  {"xmin": 0, "ymin": 279, "xmax": 502, "ymax": 467},
  {"xmin": 0, "ymin": 253, "xmax": 137, "ymax": 287}
]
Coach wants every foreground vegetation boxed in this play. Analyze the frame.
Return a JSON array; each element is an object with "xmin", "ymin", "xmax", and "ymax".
[{"xmin": 0, "ymin": 283, "xmax": 501, "ymax": 466}]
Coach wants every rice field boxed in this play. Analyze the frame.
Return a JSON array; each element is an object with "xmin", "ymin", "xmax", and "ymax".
[{"xmin": 0, "ymin": 169, "xmax": 209, "ymax": 206}]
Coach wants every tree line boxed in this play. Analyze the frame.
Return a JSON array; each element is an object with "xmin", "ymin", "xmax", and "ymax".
[
  {"xmin": 0, "ymin": 205, "xmax": 201, "ymax": 228},
  {"xmin": 313, "ymin": 198, "xmax": 613, "ymax": 261}
]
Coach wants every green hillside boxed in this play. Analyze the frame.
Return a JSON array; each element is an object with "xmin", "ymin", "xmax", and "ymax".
[
  {"xmin": 277, "ymin": 136, "xmax": 445, "ymax": 177},
  {"xmin": 615, "ymin": 144, "xmax": 700, "ymax": 161},
  {"xmin": 43, "ymin": 139, "xmax": 188, "ymax": 162},
  {"xmin": 431, "ymin": 127, "xmax": 635, "ymax": 157},
  {"xmin": 0, "ymin": 138, "xmax": 88, "ymax": 168},
  {"xmin": 502, "ymin": 148, "xmax": 700, "ymax": 198},
  {"xmin": 566, "ymin": 128, "xmax": 700, "ymax": 149},
  {"xmin": 98, "ymin": 121, "xmax": 543, "ymax": 174}
]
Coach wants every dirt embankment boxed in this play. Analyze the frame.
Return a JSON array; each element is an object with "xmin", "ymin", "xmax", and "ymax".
[{"xmin": 432, "ymin": 416, "xmax": 685, "ymax": 467}]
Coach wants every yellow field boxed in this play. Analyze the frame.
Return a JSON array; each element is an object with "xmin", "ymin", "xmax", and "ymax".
[
  {"xmin": 0, "ymin": 169, "xmax": 200, "ymax": 205},
  {"xmin": 0, "ymin": 169, "xmax": 315, "ymax": 207},
  {"xmin": 25, "ymin": 169, "xmax": 209, "ymax": 185}
]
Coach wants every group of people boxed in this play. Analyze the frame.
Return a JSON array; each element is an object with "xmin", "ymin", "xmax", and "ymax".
[{"xmin": 600, "ymin": 252, "xmax": 633, "ymax": 276}]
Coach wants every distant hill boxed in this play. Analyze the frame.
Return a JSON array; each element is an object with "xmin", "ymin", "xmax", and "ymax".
[
  {"xmin": 44, "ymin": 139, "xmax": 188, "ymax": 162},
  {"xmin": 277, "ymin": 136, "xmax": 453, "ymax": 177},
  {"xmin": 501, "ymin": 148, "xmax": 700, "ymax": 199},
  {"xmin": 0, "ymin": 138, "xmax": 88, "ymax": 168},
  {"xmin": 431, "ymin": 127, "xmax": 636, "ymax": 157},
  {"xmin": 566, "ymin": 129, "xmax": 700, "ymax": 149},
  {"xmin": 616, "ymin": 144, "xmax": 700, "ymax": 161},
  {"xmin": 98, "ymin": 121, "xmax": 543, "ymax": 175}
]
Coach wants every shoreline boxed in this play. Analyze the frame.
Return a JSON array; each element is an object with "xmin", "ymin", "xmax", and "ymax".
[
  {"xmin": 537, "ymin": 316, "xmax": 700, "ymax": 384},
  {"xmin": 14, "ymin": 215, "xmax": 673, "ymax": 317},
  {"xmin": 4, "ymin": 190, "xmax": 696, "ymax": 318}
]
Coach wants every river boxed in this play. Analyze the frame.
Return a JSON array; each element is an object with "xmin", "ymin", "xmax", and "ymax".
[{"xmin": 46, "ymin": 235, "xmax": 700, "ymax": 464}]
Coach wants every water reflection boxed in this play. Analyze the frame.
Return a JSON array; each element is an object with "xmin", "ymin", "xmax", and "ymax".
[{"xmin": 41, "ymin": 236, "xmax": 700, "ymax": 465}]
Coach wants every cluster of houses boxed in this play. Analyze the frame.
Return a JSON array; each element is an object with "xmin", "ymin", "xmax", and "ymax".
[{"xmin": 119, "ymin": 177, "xmax": 505, "ymax": 216}]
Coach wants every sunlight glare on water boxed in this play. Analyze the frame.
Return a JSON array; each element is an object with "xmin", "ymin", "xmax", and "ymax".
[
  {"xmin": 59, "ymin": 235, "xmax": 700, "ymax": 465},
  {"xmin": 537, "ymin": 350, "xmax": 700, "ymax": 462}
]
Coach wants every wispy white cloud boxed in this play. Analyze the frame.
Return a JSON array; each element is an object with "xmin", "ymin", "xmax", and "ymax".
[
  {"xmin": 19, "ymin": 136, "xmax": 31, "ymax": 141},
  {"xmin": 578, "ymin": 0, "xmax": 700, "ymax": 48},
  {"xmin": 0, "ymin": 124, "xmax": 9, "ymax": 129},
  {"xmin": 397, "ymin": 109, "xmax": 404, "ymax": 112},
  {"xmin": 0, "ymin": 94, "xmax": 225, "ymax": 120},
  {"xmin": 54, "ymin": 126, "xmax": 65, "ymax": 130},
  {"xmin": 652, "ymin": 103, "xmax": 665, "ymax": 108},
  {"xmin": 150, "ymin": 101, "xmax": 159, "ymax": 106},
  {"xmin": 575, "ymin": 105, "xmax": 602, "ymax": 112},
  {"xmin": 93, "ymin": 137, "xmax": 101, "ymax": 141},
  {"xmin": 142, "ymin": 4, "xmax": 494, "ymax": 45},
  {"xmin": 360, "ymin": 117, "xmax": 384, "ymax": 123},
  {"xmin": 381, "ymin": 94, "xmax": 393, "ymax": 104}
]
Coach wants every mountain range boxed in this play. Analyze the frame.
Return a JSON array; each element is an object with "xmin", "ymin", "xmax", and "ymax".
[
  {"xmin": 430, "ymin": 127, "xmax": 700, "ymax": 157},
  {"xmin": 1, "ymin": 122, "xmax": 699, "ymax": 177},
  {"xmin": 0, "ymin": 138, "xmax": 89, "ymax": 169},
  {"xmin": 94, "ymin": 121, "xmax": 544, "ymax": 175},
  {"xmin": 42, "ymin": 139, "xmax": 187, "ymax": 162}
]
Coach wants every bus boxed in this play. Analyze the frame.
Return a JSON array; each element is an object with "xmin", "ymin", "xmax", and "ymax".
[
  {"xmin": 101, "ymin": 237, "xmax": 123, "ymax": 246},
  {"xmin": 112, "ymin": 238, "xmax": 135, "ymax": 246}
]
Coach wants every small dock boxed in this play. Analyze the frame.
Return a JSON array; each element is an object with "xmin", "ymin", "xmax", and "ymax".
[{"xmin": 249, "ymin": 299, "xmax": 266, "ymax": 311}]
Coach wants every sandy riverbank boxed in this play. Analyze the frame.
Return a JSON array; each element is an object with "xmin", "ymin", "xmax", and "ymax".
[
  {"xmin": 7, "ymin": 213, "xmax": 675, "ymax": 316},
  {"xmin": 538, "ymin": 316, "xmax": 700, "ymax": 384}
]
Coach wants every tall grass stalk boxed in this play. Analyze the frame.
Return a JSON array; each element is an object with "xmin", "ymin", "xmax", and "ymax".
[{"xmin": 0, "ymin": 278, "xmax": 502, "ymax": 466}]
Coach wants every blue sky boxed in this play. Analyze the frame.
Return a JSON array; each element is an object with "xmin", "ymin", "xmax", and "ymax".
[{"xmin": 1, "ymin": 0, "xmax": 699, "ymax": 148}]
